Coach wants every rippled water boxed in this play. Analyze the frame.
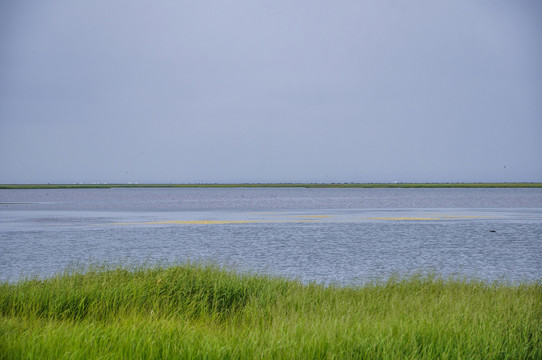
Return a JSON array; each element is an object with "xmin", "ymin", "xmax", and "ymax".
[{"xmin": 1, "ymin": 188, "xmax": 541, "ymax": 283}]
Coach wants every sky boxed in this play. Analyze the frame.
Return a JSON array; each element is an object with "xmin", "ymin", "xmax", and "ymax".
[{"xmin": 1, "ymin": 0, "xmax": 541, "ymax": 184}]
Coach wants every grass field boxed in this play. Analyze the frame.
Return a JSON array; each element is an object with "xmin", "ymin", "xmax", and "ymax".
[
  {"xmin": 1, "ymin": 182, "xmax": 542, "ymax": 189},
  {"xmin": 1, "ymin": 264, "xmax": 540, "ymax": 359}
]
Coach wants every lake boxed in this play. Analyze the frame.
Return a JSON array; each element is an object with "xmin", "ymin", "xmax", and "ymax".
[{"xmin": 1, "ymin": 187, "xmax": 541, "ymax": 284}]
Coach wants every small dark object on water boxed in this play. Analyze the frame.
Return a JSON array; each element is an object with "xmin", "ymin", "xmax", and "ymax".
[{"xmin": 489, "ymin": 230, "xmax": 496, "ymax": 232}]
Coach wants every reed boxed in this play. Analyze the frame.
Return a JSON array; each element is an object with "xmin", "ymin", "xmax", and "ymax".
[{"xmin": 1, "ymin": 264, "xmax": 540, "ymax": 359}]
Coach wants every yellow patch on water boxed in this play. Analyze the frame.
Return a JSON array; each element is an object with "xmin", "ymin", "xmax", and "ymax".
[
  {"xmin": 292, "ymin": 215, "xmax": 332, "ymax": 218},
  {"xmin": 367, "ymin": 217, "xmax": 441, "ymax": 221},
  {"xmin": 110, "ymin": 219, "xmax": 325, "ymax": 226},
  {"xmin": 112, "ymin": 220, "xmax": 265, "ymax": 226}
]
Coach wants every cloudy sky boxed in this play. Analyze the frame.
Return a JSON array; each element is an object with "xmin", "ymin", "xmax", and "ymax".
[{"xmin": 1, "ymin": 0, "xmax": 541, "ymax": 184}]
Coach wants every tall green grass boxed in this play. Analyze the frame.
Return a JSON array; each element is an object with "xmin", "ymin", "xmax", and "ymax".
[{"xmin": 1, "ymin": 264, "xmax": 540, "ymax": 359}]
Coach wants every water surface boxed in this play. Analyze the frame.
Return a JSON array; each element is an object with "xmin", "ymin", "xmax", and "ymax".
[{"xmin": 1, "ymin": 188, "xmax": 541, "ymax": 284}]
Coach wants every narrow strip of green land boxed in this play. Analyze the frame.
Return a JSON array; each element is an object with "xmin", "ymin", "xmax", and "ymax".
[{"xmin": 1, "ymin": 182, "xmax": 541, "ymax": 189}]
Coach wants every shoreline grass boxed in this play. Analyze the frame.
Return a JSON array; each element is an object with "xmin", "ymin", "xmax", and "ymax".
[
  {"xmin": 1, "ymin": 182, "xmax": 542, "ymax": 189},
  {"xmin": 1, "ymin": 264, "xmax": 540, "ymax": 359}
]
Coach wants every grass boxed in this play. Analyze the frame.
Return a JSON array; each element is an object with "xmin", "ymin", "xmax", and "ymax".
[
  {"xmin": 1, "ymin": 182, "xmax": 542, "ymax": 189},
  {"xmin": 0, "ymin": 264, "xmax": 540, "ymax": 359}
]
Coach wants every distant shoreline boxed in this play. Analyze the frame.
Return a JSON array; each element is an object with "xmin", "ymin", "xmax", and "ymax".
[{"xmin": 1, "ymin": 182, "xmax": 541, "ymax": 189}]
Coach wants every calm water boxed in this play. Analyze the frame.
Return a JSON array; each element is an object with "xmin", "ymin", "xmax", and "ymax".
[{"xmin": 1, "ymin": 187, "xmax": 541, "ymax": 284}]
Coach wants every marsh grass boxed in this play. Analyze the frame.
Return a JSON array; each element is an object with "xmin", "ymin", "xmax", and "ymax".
[{"xmin": 1, "ymin": 263, "xmax": 540, "ymax": 359}]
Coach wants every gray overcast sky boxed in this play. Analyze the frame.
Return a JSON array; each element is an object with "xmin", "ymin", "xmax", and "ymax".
[{"xmin": 1, "ymin": 0, "xmax": 541, "ymax": 184}]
